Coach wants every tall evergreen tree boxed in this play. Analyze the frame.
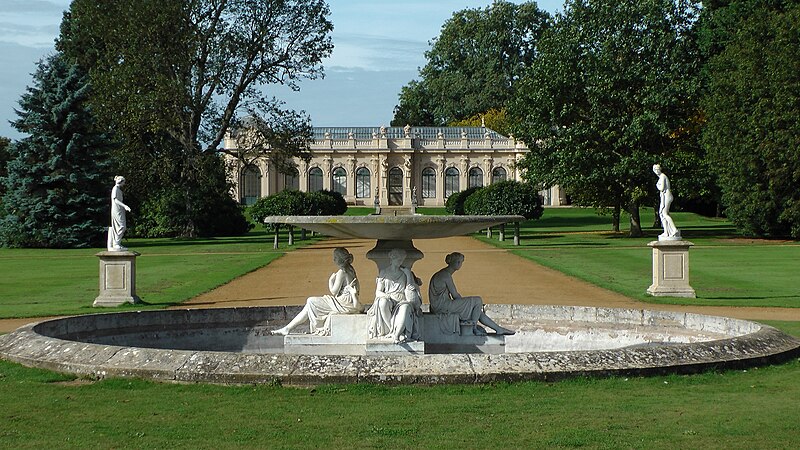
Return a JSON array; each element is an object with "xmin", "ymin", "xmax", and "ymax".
[
  {"xmin": 0, "ymin": 53, "xmax": 113, "ymax": 248},
  {"xmin": 0, "ymin": 136, "xmax": 10, "ymax": 203}
]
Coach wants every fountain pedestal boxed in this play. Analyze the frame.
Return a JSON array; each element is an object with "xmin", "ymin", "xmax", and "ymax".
[
  {"xmin": 647, "ymin": 240, "xmax": 696, "ymax": 298},
  {"xmin": 283, "ymin": 313, "xmax": 508, "ymax": 355},
  {"xmin": 93, "ymin": 251, "xmax": 142, "ymax": 307}
]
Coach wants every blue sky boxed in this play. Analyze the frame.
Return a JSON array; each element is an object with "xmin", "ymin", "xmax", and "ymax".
[{"xmin": 0, "ymin": 0, "xmax": 562, "ymax": 139}]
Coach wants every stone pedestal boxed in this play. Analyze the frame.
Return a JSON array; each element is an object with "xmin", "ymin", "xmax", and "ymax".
[
  {"xmin": 94, "ymin": 251, "xmax": 141, "ymax": 307},
  {"xmin": 647, "ymin": 240, "xmax": 696, "ymax": 298},
  {"xmin": 365, "ymin": 239, "xmax": 424, "ymax": 272}
]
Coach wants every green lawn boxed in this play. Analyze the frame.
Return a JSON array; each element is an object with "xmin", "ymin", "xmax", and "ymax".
[
  {"xmin": 0, "ymin": 231, "xmax": 320, "ymax": 319},
  {"xmin": 475, "ymin": 208, "xmax": 800, "ymax": 308},
  {"xmin": 1, "ymin": 207, "xmax": 799, "ymax": 448},
  {"xmin": 1, "ymin": 322, "xmax": 798, "ymax": 449}
]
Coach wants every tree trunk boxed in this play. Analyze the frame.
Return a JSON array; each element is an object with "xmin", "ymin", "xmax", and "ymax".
[
  {"xmin": 513, "ymin": 222, "xmax": 520, "ymax": 246},
  {"xmin": 273, "ymin": 225, "xmax": 280, "ymax": 249},
  {"xmin": 612, "ymin": 204, "xmax": 621, "ymax": 232},
  {"xmin": 628, "ymin": 201, "xmax": 642, "ymax": 237},
  {"xmin": 499, "ymin": 224, "xmax": 505, "ymax": 241},
  {"xmin": 288, "ymin": 225, "xmax": 294, "ymax": 246},
  {"xmin": 486, "ymin": 227, "xmax": 492, "ymax": 238},
  {"xmin": 653, "ymin": 200, "xmax": 662, "ymax": 229}
]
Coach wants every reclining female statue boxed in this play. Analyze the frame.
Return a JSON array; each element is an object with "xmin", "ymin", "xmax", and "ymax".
[
  {"xmin": 272, "ymin": 247, "xmax": 363, "ymax": 336},
  {"xmin": 429, "ymin": 252, "xmax": 514, "ymax": 336},
  {"xmin": 367, "ymin": 248, "xmax": 423, "ymax": 343}
]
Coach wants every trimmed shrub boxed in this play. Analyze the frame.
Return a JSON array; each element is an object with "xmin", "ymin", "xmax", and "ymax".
[
  {"xmin": 463, "ymin": 180, "xmax": 543, "ymax": 219},
  {"xmin": 311, "ymin": 190, "xmax": 347, "ymax": 215},
  {"xmin": 249, "ymin": 190, "xmax": 307, "ymax": 224},
  {"xmin": 445, "ymin": 186, "xmax": 482, "ymax": 215}
]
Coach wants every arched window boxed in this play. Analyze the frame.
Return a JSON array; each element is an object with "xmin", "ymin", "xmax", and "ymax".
[
  {"xmin": 445, "ymin": 167, "xmax": 460, "ymax": 198},
  {"xmin": 388, "ymin": 167, "xmax": 403, "ymax": 205},
  {"xmin": 241, "ymin": 165, "xmax": 261, "ymax": 205},
  {"xmin": 421, "ymin": 167, "xmax": 436, "ymax": 198},
  {"xmin": 492, "ymin": 167, "xmax": 507, "ymax": 184},
  {"xmin": 468, "ymin": 167, "xmax": 483, "ymax": 188},
  {"xmin": 356, "ymin": 167, "xmax": 371, "ymax": 198},
  {"xmin": 308, "ymin": 167, "xmax": 323, "ymax": 192},
  {"xmin": 284, "ymin": 167, "xmax": 299, "ymax": 191},
  {"xmin": 332, "ymin": 167, "xmax": 347, "ymax": 195}
]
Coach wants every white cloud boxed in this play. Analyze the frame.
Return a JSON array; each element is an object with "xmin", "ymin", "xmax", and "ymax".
[
  {"xmin": 328, "ymin": 33, "xmax": 427, "ymax": 72},
  {"xmin": 0, "ymin": 0, "xmax": 563, "ymax": 137}
]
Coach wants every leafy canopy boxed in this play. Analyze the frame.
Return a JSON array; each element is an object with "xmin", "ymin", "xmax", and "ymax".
[
  {"xmin": 700, "ymin": 1, "xmax": 800, "ymax": 238},
  {"xmin": 392, "ymin": 0, "xmax": 550, "ymax": 127},
  {"xmin": 511, "ymin": 0, "xmax": 702, "ymax": 235},
  {"xmin": 57, "ymin": 0, "xmax": 333, "ymax": 237}
]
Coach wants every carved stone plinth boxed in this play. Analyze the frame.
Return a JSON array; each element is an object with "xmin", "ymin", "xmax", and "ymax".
[
  {"xmin": 94, "ymin": 251, "xmax": 141, "ymax": 307},
  {"xmin": 281, "ymin": 313, "xmax": 512, "ymax": 355},
  {"xmin": 647, "ymin": 240, "xmax": 696, "ymax": 298}
]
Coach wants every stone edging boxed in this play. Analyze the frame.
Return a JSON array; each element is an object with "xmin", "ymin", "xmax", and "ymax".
[{"xmin": 1, "ymin": 305, "xmax": 798, "ymax": 385}]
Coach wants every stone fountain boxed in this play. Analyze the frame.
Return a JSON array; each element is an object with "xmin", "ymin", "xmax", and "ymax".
[{"xmin": 1, "ymin": 215, "xmax": 798, "ymax": 385}]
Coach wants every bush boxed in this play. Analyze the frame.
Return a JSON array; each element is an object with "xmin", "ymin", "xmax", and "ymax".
[
  {"xmin": 463, "ymin": 180, "xmax": 543, "ymax": 219},
  {"xmin": 249, "ymin": 190, "xmax": 307, "ymax": 224},
  {"xmin": 133, "ymin": 191, "xmax": 187, "ymax": 238},
  {"xmin": 445, "ymin": 186, "xmax": 482, "ymax": 215},
  {"xmin": 134, "ymin": 189, "xmax": 251, "ymax": 238},
  {"xmin": 311, "ymin": 190, "xmax": 347, "ymax": 215}
]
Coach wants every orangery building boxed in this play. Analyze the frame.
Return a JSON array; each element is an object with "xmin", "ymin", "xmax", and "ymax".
[{"xmin": 224, "ymin": 125, "xmax": 565, "ymax": 208}]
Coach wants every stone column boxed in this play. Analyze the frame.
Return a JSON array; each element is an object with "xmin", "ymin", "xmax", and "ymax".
[
  {"xmin": 647, "ymin": 240, "xmax": 696, "ymax": 298},
  {"xmin": 94, "ymin": 251, "xmax": 141, "ymax": 307}
]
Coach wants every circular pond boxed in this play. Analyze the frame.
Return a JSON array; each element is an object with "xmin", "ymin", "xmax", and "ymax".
[{"xmin": 0, "ymin": 305, "xmax": 797, "ymax": 385}]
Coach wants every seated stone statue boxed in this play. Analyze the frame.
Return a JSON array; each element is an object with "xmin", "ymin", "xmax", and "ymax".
[
  {"xmin": 272, "ymin": 247, "xmax": 363, "ymax": 336},
  {"xmin": 429, "ymin": 252, "xmax": 514, "ymax": 336},
  {"xmin": 367, "ymin": 248, "xmax": 423, "ymax": 343}
]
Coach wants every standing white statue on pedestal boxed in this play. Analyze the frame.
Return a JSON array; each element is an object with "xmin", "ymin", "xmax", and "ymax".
[
  {"xmin": 367, "ymin": 248, "xmax": 423, "ymax": 343},
  {"xmin": 652, "ymin": 164, "xmax": 681, "ymax": 241},
  {"xmin": 108, "ymin": 176, "xmax": 131, "ymax": 251},
  {"xmin": 429, "ymin": 253, "xmax": 514, "ymax": 335},
  {"xmin": 273, "ymin": 248, "xmax": 363, "ymax": 336}
]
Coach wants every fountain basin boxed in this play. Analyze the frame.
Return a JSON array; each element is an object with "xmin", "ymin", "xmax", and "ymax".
[{"xmin": 1, "ymin": 305, "xmax": 797, "ymax": 385}]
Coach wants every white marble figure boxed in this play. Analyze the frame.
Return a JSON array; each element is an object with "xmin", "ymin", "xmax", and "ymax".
[
  {"xmin": 367, "ymin": 248, "xmax": 423, "ymax": 343},
  {"xmin": 272, "ymin": 248, "xmax": 363, "ymax": 336},
  {"xmin": 429, "ymin": 252, "xmax": 514, "ymax": 335},
  {"xmin": 107, "ymin": 176, "xmax": 131, "ymax": 251},
  {"xmin": 652, "ymin": 164, "xmax": 681, "ymax": 241}
]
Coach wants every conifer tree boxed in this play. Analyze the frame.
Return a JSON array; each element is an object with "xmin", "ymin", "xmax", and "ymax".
[{"xmin": 0, "ymin": 53, "xmax": 113, "ymax": 248}]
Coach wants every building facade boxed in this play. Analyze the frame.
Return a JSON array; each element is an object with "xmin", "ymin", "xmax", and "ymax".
[{"xmin": 224, "ymin": 125, "xmax": 565, "ymax": 208}]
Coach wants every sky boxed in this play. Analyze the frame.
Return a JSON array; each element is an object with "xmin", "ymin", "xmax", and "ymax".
[{"xmin": 0, "ymin": 0, "xmax": 562, "ymax": 139}]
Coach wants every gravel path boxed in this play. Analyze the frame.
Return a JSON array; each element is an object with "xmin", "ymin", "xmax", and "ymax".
[
  {"xmin": 2, "ymin": 236, "xmax": 798, "ymax": 333},
  {"xmin": 182, "ymin": 236, "xmax": 800, "ymax": 321}
]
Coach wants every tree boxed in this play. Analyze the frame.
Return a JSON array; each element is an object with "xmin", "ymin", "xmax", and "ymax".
[
  {"xmin": 450, "ymin": 108, "xmax": 514, "ymax": 137},
  {"xmin": 392, "ymin": 0, "xmax": 550, "ymax": 127},
  {"xmin": 511, "ymin": 0, "xmax": 703, "ymax": 236},
  {"xmin": 0, "ymin": 54, "xmax": 113, "ymax": 248},
  {"xmin": 0, "ymin": 137, "xmax": 10, "ymax": 203},
  {"xmin": 57, "ymin": 0, "xmax": 333, "ymax": 237},
  {"xmin": 700, "ymin": 1, "xmax": 800, "ymax": 238}
]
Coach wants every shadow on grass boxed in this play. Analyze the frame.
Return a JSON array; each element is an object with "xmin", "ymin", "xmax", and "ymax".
[
  {"xmin": 534, "ymin": 214, "xmax": 612, "ymax": 229},
  {"xmin": 700, "ymin": 295, "xmax": 800, "ymax": 301}
]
